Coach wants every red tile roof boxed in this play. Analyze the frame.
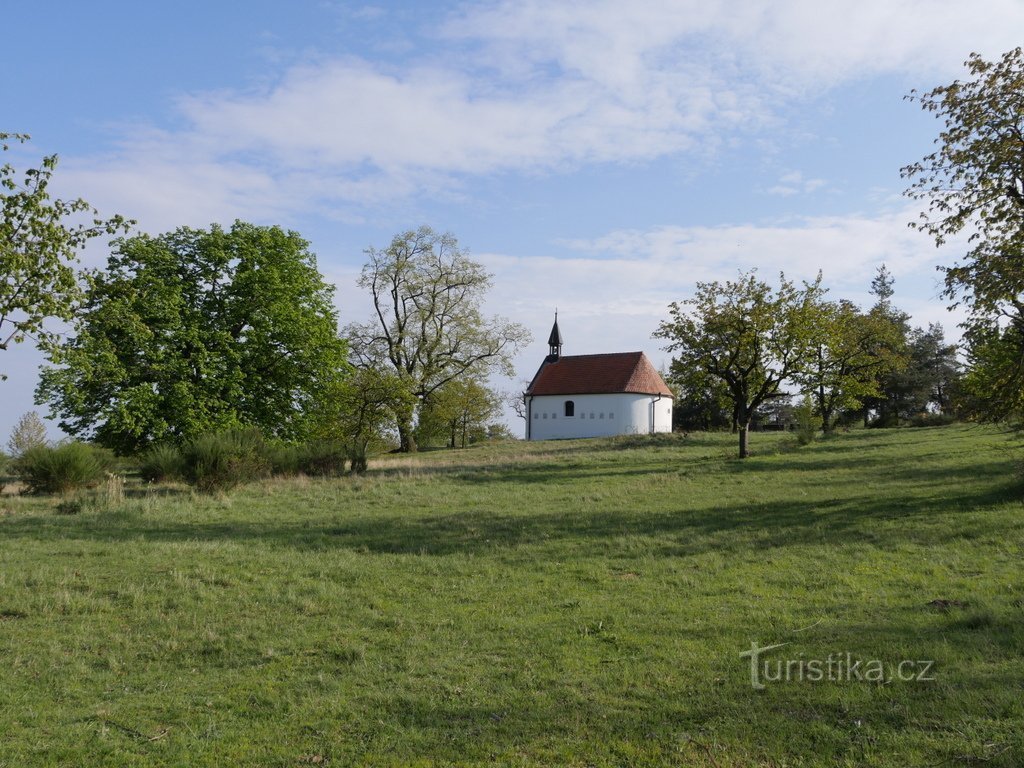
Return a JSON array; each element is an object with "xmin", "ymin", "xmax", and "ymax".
[{"xmin": 526, "ymin": 352, "xmax": 673, "ymax": 397}]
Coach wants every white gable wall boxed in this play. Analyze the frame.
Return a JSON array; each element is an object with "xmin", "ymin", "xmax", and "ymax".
[{"xmin": 527, "ymin": 393, "xmax": 673, "ymax": 440}]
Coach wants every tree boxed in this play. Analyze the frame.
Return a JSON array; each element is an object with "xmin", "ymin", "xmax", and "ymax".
[
  {"xmin": 345, "ymin": 226, "xmax": 531, "ymax": 452},
  {"xmin": 902, "ymin": 48, "xmax": 1024, "ymax": 419},
  {"xmin": 37, "ymin": 221, "xmax": 350, "ymax": 453},
  {"xmin": 417, "ymin": 377, "xmax": 502, "ymax": 448},
  {"xmin": 859, "ymin": 265, "xmax": 912, "ymax": 426},
  {"xmin": 317, "ymin": 367, "xmax": 412, "ymax": 473},
  {"xmin": 666, "ymin": 361, "xmax": 733, "ymax": 432},
  {"xmin": 799, "ymin": 299, "xmax": 902, "ymax": 432},
  {"xmin": 876, "ymin": 323, "xmax": 960, "ymax": 423},
  {"xmin": 654, "ymin": 271, "xmax": 825, "ymax": 458},
  {"xmin": 1, "ymin": 133, "xmax": 131, "ymax": 377},
  {"xmin": 7, "ymin": 411, "xmax": 48, "ymax": 456}
]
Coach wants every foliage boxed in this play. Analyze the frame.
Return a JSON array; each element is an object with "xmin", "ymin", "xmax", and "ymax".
[
  {"xmin": 267, "ymin": 440, "xmax": 348, "ymax": 477},
  {"xmin": 296, "ymin": 440, "xmax": 349, "ymax": 476},
  {"xmin": 655, "ymin": 270, "xmax": 826, "ymax": 457},
  {"xmin": 0, "ymin": 133, "xmax": 132, "ymax": 378},
  {"xmin": 138, "ymin": 443, "xmax": 185, "ymax": 484},
  {"xmin": 37, "ymin": 221, "xmax": 350, "ymax": 453},
  {"xmin": 799, "ymin": 299, "xmax": 904, "ymax": 432},
  {"xmin": 180, "ymin": 428, "xmax": 271, "ymax": 493},
  {"xmin": 345, "ymin": 226, "xmax": 530, "ymax": 451},
  {"xmin": 318, "ymin": 367, "xmax": 412, "ymax": 473},
  {"xmin": 667, "ymin": 362, "xmax": 734, "ymax": 432},
  {"xmin": 874, "ymin": 324, "xmax": 960, "ymax": 426},
  {"xmin": 794, "ymin": 394, "xmax": 817, "ymax": 445},
  {"xmin": 903, "ymin": 48, "xmax": 1024, "ymax": 419},
  {"xmin": 7, "ymin": 410, "xmax": 48, "ymax": 457},
  {"xmin": 13, "ymin": 441, "xmax": 116, "ymax": 494},
  {"xmin": 417, "ymin": 377, "xmax": 502, "ymax": 448}
]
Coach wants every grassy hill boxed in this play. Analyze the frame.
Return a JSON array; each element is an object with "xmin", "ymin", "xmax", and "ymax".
[{"xmin": 0, "ymin": 425, "xmax": 1021, "ymax": 766}]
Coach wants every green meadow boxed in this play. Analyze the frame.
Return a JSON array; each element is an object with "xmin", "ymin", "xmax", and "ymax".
[{"xmin": 0, "ymin": 424, "xmax": 1021, "ymax": 766}]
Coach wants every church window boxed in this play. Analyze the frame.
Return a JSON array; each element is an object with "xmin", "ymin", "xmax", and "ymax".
[
  {"xmin": 542, "ymin": 413, "xmax": 547, "ymax": 419},
  {"xmin": 564, "ymin": 400, "xmax": 575, "ymax": 417},
  {"xmin": 599, "ymin": 412, "xmax": 604, "ymax": 419}
]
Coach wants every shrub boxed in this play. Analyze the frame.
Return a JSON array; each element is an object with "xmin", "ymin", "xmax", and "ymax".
[
  {"xmin": 267, "ymin": 443, "xmax": 303, "ymax": 477},
  {"xmin": 298, "ymin": 440, "xmax": 348, "ymax": 477},
  {"xmin": 15, "ymin": 442, "xmax": 117, "ymax": 495},
  {"xmin": 909, "ymin": 412, "xmax": 957, "ymax": 428},
  {"xmin": 139, "ymin": 443, "xmax": 185, "ymax": 483},
  {"xmin": 181, "ymin": 428, "xmax": 270, "ymax": 492},
  {"xmin": 795, "ymin": 396, "xmax": 817, "ymax": 446}
]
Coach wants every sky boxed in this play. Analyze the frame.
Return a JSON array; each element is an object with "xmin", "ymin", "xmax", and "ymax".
[{"xmin": 3, "ymin": 0, "xmax": 1022, "ymax": 442}]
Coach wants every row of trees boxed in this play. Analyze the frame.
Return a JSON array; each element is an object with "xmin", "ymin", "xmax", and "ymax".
[
  {"xmin": 2, "ymin": 136, "xmax": 522, "ymax": 464},
  {"xmin": 32, "ymin": 224, "xmax": 525, "ymax": 461},
  {"xmin": 657, "ymin": 266, "xmax": 960, "ymax": 457},
  {"xmin": 657, "ymin": 46, "xmax": 1024, "ymax": 457},
  {"xmin": 6, "ymin": 47, "xmax": 1024, "ymax": 465}
]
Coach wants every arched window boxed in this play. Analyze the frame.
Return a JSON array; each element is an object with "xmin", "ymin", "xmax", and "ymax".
[{"xmin": 564, "ymin": 400, "xmax": 575, "ymax": 417}]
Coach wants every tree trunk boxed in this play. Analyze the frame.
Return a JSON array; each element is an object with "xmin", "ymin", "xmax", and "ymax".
[
  {"xmin": 398, "ymin": 418, "xmax": 418, "ymax": 452},
  {"xmin": 738, "ymin": 421, "xmax": 750, "ymax": 459}
]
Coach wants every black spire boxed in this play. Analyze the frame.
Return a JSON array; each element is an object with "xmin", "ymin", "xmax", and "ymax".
[{"xmin": 547, "ymin": 310, "xmax": 563, "ymax": 360}]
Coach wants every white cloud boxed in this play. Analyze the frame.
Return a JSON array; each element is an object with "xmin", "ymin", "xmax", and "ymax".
[
  {"xmin": 50, "ymin": 0, "xmax": 1024, "ymax": 226},
  {"xmin": 767, "ymin": 170, "xmax": 828, "ymax": 197}
]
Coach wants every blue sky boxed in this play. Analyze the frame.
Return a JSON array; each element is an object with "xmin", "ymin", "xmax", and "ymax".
[{"xmin": 3, "ymin": 0, "xmax": 1023, "ymax": 441}]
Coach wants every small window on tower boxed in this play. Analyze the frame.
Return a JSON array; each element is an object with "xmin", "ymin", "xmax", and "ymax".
[{"xmin": 564, "ymin": 400, "xmax": 575, "ymax": 417}]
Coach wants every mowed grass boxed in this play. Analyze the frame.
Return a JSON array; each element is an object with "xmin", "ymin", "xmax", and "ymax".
[{"xmin": 0, "ymin": 425, "xmax": 1022, "ymax": 766}]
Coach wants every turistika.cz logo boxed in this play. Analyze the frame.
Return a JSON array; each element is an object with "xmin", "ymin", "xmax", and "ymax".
[{"xmin": 739, "ymin": 641, "xmax": 936, "ymax": 690}]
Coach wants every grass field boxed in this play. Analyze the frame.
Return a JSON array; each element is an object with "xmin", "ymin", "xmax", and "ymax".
[{"xmin": 0, "ymin": 424, "xmax": 1022, "ymax": 766}]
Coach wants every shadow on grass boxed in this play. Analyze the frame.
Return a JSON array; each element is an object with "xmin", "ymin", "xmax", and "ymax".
[{"xmin": 1, "ymin": 464, "xmax": 1020, "ymax": 561}]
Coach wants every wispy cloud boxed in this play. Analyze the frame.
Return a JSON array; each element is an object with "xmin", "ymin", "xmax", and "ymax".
[{"xmin": 58, "ymin": 0, "xmax": 1024, "ymax": 226}]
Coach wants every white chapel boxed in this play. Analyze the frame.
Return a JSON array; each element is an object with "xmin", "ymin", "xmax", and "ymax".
[{"xmin": 524, "ymin": 316, "xmax": 674, "ymax": 440}]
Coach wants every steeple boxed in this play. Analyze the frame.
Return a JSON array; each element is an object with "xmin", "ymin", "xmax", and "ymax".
[{"xmin": 547, "ymin": 310, "xmax": 563, "ymax": 361}]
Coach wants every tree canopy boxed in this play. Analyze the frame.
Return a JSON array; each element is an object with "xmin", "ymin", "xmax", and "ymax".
[
  {"xmin": 655, "ymin": 270, "xmax": 825, "ymax": 458},
  {"xmin": 37, "ymin": 221, "xmax": 349, "ymax": 453},
  {"xmin": 903, "ymin": 48, "xmax": 1024, "ymax": 418},
  {"xmin": 345, "ymin": 226, "xmax": 530, "ymax": 452},
  {"xmin": 1, "ymin": 133, "xmax": 130, "ymax": 378}
]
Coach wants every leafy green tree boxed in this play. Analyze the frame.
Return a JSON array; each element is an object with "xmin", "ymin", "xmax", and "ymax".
[
  {"xmin": 799, "ymin": 300, "xmax": 902, "ymax": 432},
  {"xmin": 345, "ymin": 226, "xmax": 530, "ymax": 452},
  {"xmin": 902, "ymin": 48, "xmax": 1024, "ymax": 419},
  {"xmin": 876, "ymin": 324, "xmax": 960, "ymax": 424},
  {"xmin": 418, "ymin": 377, "xmax": 501, "ymax": 448},
  {"xmin": 655, "ymin": 270, "xmax": 825, "ymax": 458},
  {"xmin": 37, "ymin": 222, "xmax": 349, "ymax": 453},
  {"xmin": 858, "ymin": 265, "xmax": 912, "ymax": 426},
  {"xmin": 666, "ymin": 361, "xmax": 733, "ymax": 432},
  {"xmin": 317, "ymin": 367, "xmax": 413, "ymax": 473},
  {"xmin": 1, "ymin": 133, "xmax": 130, "ymax": 377}
]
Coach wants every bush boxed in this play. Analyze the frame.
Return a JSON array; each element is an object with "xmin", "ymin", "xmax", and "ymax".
[
  {"xmin": 267, "ymin": 443, "xmax": 304, "ymax": 477},
  {"xmin": 139, "ymin": 443, "xmax": 185, "ymax": 483},
  {"xmin": 909, "ymin": 412, "xmax": 957, "ymax": 428},
  {"xmin": 266, "ymin": 440, "xmax": 348, "ymax": 478},
  {"xmin": 794, "ymin": 396, "xmax": 817, "ymax": 446},
  {"xmin": 181, "ymin": 428, "xmax": 270, "ymax": 492},
  {"xmin": 298, "ymin": 440, "xmax": 348, "ymax": 477},
  {"xmin": 15, "ymin": 442, "xmax": 117, "ymax": 494}
]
